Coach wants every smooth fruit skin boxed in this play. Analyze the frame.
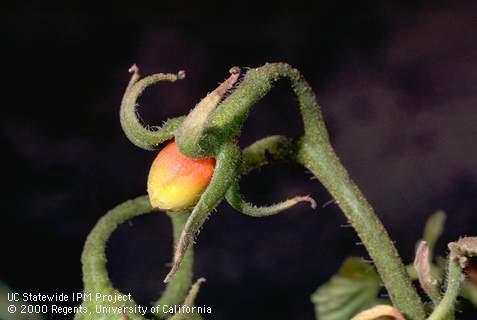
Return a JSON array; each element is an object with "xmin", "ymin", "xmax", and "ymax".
[{"xmin": 147, "ymin": 140, "xmax": 216, "ymax": 211}]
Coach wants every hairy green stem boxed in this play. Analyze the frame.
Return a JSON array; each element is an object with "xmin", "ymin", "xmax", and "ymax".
[
  {"xmin": 208, "ymin": 63, "xmax": 425, "ymax": 319},
  {"xmin": 297, "ymin": 139, "xmax": 425, "ymax": 320},
  {"xmin": 81, "ymin": 196, "xmax": 152, "ymax": 294},
  {"xmin": 79, "ymin": 197, "xmax": 151, "ymax": 320},
  {"xmin": 426, "ymin": 256, "xmax": 462, "ymax": 320}
]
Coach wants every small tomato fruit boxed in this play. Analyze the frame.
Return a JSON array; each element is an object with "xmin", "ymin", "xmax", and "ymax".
[{"xmin": 147, "ymin": 140, "xmax": 216, "ymax": 211}]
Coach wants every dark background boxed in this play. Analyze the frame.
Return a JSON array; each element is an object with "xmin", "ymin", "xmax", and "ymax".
[{"xmin": 3, "ymin": 1, "xmax": 477, "ymax": 319}]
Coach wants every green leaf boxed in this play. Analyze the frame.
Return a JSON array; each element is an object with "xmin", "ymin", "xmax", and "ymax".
[{"xmin": 311, "ymin": 257, "xmax": 381, "ymax": 320}]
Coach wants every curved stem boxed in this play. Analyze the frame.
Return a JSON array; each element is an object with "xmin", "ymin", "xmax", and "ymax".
[
  {"xmin": 427, "ymin": 256, "xmax": 462, "ymax": 320},
  {"xmin": 81, "ymin": 196, "xmax": 195, "ymax": 320},
  {"xmin": 208, "ymin": 63, "xmax": 330, "ymax": 147},
  {"xmin": 81, "ymin": 196, "xmax": 152, "ymax": 294},
  {"xmin": 120, "ymin": 66, "xmax": 185, "ymax": 150},
  {"xmin": 297, "ymin": 139, "xmax": 425, "ymax": 320},
  {"xmin": 80, "ymin": 196, "xmax": 151, "ymax": 320}
]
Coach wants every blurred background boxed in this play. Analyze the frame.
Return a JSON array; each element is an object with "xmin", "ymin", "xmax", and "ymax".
[{"xmin": 2, "ymin": 1, "xmax": 477, "ymax": 319}]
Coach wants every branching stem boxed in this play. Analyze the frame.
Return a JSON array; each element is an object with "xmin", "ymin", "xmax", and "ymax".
[
  {"xmin": 112, "ymin": 63, "xmax": 432, "ymax": 320},
  {"xmin": 208, "ymin": 63, "xmax": 426, "ymax": 320}
]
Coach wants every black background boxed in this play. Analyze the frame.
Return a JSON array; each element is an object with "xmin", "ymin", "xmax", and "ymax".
[{"xmin": 3, "ymin": 1, "xmax": 477, "ymax": 319}]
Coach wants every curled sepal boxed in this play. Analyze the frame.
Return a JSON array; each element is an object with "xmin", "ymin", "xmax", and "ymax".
[
  {"xmin": 120, "ymin": 65, "xmax": 186, "ymax": 150},
  {"xmin": 351, "ymin": 305, "xmax": 405, "ymax": 320},
  {"xmin": 168, "ymin": 278, "xmax": 206, "ymax": 320},
  {"xmin": 226, "ymin": 135, "xmax": 316, "ymax": 217},
  {"xmin": 175, "ymin": 67, "xmax": 241, "ymax": 158},
  {"xmin": 164, "ymin": 142, "xmax": 241, "ymax": 283},
  {"xmin": 413, "ymin": 241, "xmax": 442, "ymax": 303},
  {"xmin": 227, "ymin": 181, "xmax": 316, "ymax": 217}
]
